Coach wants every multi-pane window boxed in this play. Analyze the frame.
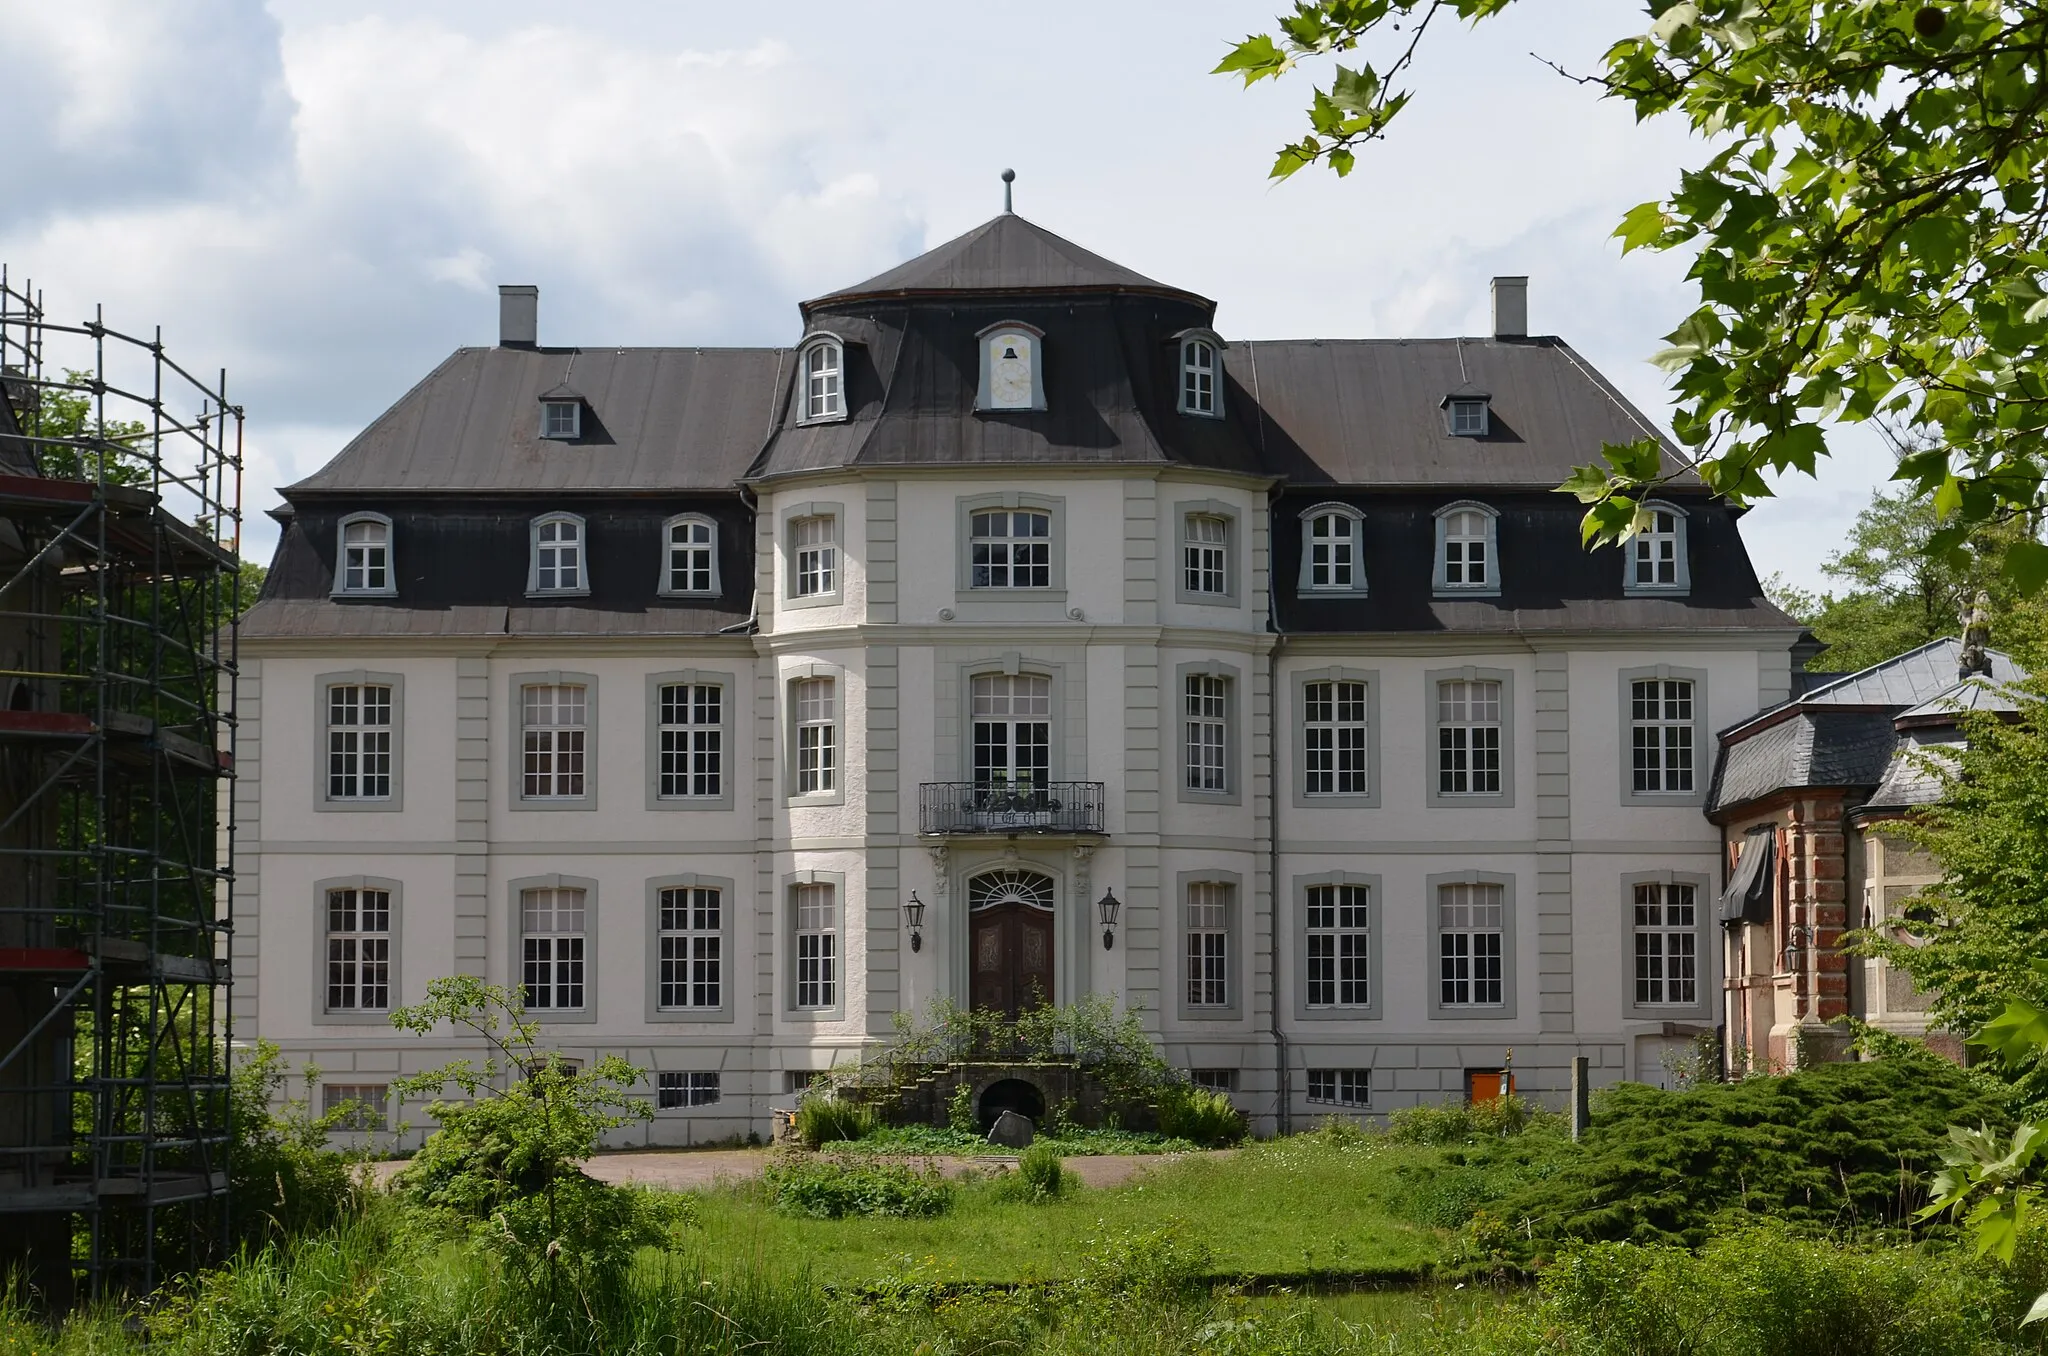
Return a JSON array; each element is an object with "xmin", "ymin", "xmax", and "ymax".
[
  {"xmin": 1632, "ymin": 507, "xmax": 1683, "ymax": 587},
  {"xmin": 1440, "ymin": 508, "xmax": 1492, "ymax": 588},
  {"xmin": 1189, "ymin": 1068, "xmax": 1238, "ymax": 1093},
  {"xmin": 340, "ymin": 517, "xmax": 389, "ymax": 593},
  {"xmin": 665, "ymin": 518, "xmax": 716, "ymax": 593},
  {"xmin": 657, "ymin": 1071, "xmax": 721, "ymax": 1108},
  {"xmin": 542, "ymin": 400, "xmax": 580, "ymax": 439},
  {"xmin": 1181, "ymin": 338, "xmax": 1218, "ymax": 414},
  {"xmin": 1184, "ymin": 674, "xmax": 1228, "ymax": 792},
  {"xmin": 1437, "ymin": 679, "xmax": 1502, "ymax": 796},
  {"xmin": 657, "ymin": 886, "xmax": 721, "ymax": 1010},
  {"xmin": 794, "ymin": 883, "xmax": 837, "ymax": 1010},
  {"xmin": 326, "ymin": 684, "xmax": 393, "ymax": 801},
  {"xmin": 969, "ymin": 509, "xmax": 1052, "ymax": 588},
  {"xmin": 792, "ymin": 515, "xmax": 836, "ymax": 597},
  {"xmin": 971, "ymin": 674, "xmax": 1050, "ymax": 791},
  {"xmin": 1305, "ymin": 883, "xmax": 1371, "ymax": 1009},
  {"xmin": 520, "ymin": 886, "xmax": 586, "ymax": 1011},
  {"xmin": 1307, "ymin": 1069, "xmax": 1370, "ymax": 1107},
  {"xmin": 532, "ymin": 516, "xmax": 583, "ymax": 592},
  {"xmin": 321, "ymin": 1083, "xmax": 389, "ymax": 1130},
  {"xmin": 1186, "ymin": 883, "xmax": 1231, "ymax": 1008},
  {"xmin": 1303, "ymin": 511, "xmax": 1358, "ymax": 589},
  {"xmin": 804, "ymin": 341, "xmax": 843, "ymax": 420},
  {"xmin": 657, "ymin": 683, "xmax": 721, "ymax": 799},
  {"xmin": 1302, "ymin": 679, "xmax": 1368, "ymax": 796},
  {"xmin": 1630, "ymin": 678, "xmax": 1695, "ymax": 793},
  {"xmin": 521, "ymin": 684, "xmax": 587, "ymax": 799},
  {"xmin": 1634, "ymin": 882, "xmax": 1698, "ymax": 1005},
  {"xmin": 793, "ymin": 678, "xmax": 836, "ymax": 794},
  {"xmin": 1184, "ymin": 514, "xmax": 1228, "ymax": 595},
  {"xmin": 325, "ymin": 886, "xmax": 391, "ymax": 1011},
  {"xmin": 1439, "ymin": 882, "xmax": 1505, "ymax": 1007},
  {"xmin": 1448, "ymin": 399, "xmax": 1488, "ymax": 436}
]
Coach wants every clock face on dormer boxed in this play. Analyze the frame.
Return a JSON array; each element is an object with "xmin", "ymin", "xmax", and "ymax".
[{"xmin": 987, "ymin": 332, "xmax": 1035, "ymax": 409}]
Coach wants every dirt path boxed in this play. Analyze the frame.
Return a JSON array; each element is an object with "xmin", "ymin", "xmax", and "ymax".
[{"xmin": 369, "ymin": 1147, "xmax": 1233, "ymax": 1191}]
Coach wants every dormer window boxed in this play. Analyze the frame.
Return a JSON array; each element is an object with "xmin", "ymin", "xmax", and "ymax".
[
  {"xmin": 1298, "ymin": 503, "xmax": 1367, "ymax": 595},
  {"xmin": 529, "ymin": 513, "xmax": 587, "ymax": 595},
  {"xmin": 1178, "ymin": 334, "xmax": 1224, "ymax": 417},
  {"xmin": 800, "ymin": 337, "xmax": 844, "ymax": 423},
  {"xmin": 334, "ymin": 513, "xmax": 395, "ymax": 597},
  {"xmin": 660, "ymin": 514, "xmax": 719, "ymax": 596},
  {"xmin": 1441, "ymin": 386, "xmax": 1491, "ymax": 437},
  {"xmin": 975, "ymin": 322, "xmax": 1046, "ymax": 412},
  {"xmin": 1625, "ymin": 501, "xmax": 1690, "ymax": 594},
  {"xmin": 1434, "ymin": 502, "xmax": 1500, "ymax": 596},
  {"xmin": 539, "ymin": 388, "xmax": 583, "ymax": 440}
]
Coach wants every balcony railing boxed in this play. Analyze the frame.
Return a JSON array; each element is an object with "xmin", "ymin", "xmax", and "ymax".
[{"xmin": 918, "ymin": 781, "xmax": 1106, "ymax": 835}]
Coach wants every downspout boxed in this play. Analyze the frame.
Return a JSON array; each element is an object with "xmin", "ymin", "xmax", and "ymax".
[{"xmin": 1269, "ymin": 628, "xmax": 1288, "ymax": 1134}]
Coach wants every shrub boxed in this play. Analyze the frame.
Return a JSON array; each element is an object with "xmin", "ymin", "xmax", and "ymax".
[
  {"xmin": 947, "ymin": 1082, "xmax": 976, "ymax": 1133},
  {"xmin": 797, "ymin": 1096, "xmax": 880, "ymax": 1147},
  {"xmin": 1016, "ymin": 1141, "xmax": 1069, "ymax": 1199},
  {"xmin": 1156, "ymin": 1084, "xmax": 1248, "ymax": 1147},
  {"xmin": 1078, "ymin": 1219, "xmax": 1214, "ymax": 1300},
  {"xmin": 762, "ymin": 1155, "xmax": 953, "ymax": 1219},
  {"xmin": 1389, "ymin": 1093, "xmax": 1555, "ymax": 1145},
  {"xmin": 228, "ymin": 1040, "xmax": 367, "ymax": 1250}
]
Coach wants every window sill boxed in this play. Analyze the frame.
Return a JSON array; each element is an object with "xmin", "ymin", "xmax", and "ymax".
[
  {"xmin": 1429, "ymin": 1005, "xmax": 1514, "ymax": 1021},
  {"xmin": 1176, "ymin": 592, "xmax": 1241, "ymax": 608},
  {"xmin": 784, "ymin": 791, "xmax": 846, "ymax": 809},
  {"xmin": 655, "ymin": 588, "xmax": 722, "ymax": 600},
  {"xmin": 1296, "ymin": 1006, "xmax": 1382, "ymax": 1022},
  {"xmin": 526, "ymin": 588, "xmax": 592, "ymax": 600},
  {"xmin": 1432, "ymin": 586, "xmax": 1502, "ymax": 600},
  {"xmin": 647, "ymin": 1007, "xmax": 737, "ymax": 1025},
  {"xmin": 528, "ymin": 1008, "xmax": 599, "ymax": 1025},
  {"xmin": 1177, "ymin": 1007, "xmax": 1244, "ymax": 1022},
  {"xmin": 784, "ymin": 1007, "xmax": 846, "ymax": 1024},
  {"xmin": 312, "ymin": 1009, "xmax": 397, "ymax": 1026},
  {"xmin": 1298, "ymin": 587, "xmax": 1370, "ymax": 599},
  {"xmin": 1622, "ymin": 583, "xmax": 1690, "ymax": 597},
  {"xmin": 648, "ymin": 794, "xmax": 737, "ymax": 813},
  {"xmin": 330, "ymin": 588, "xmax": 399, "ymax": 601},
  {"xmin": 1176, "ymin": 786, "xmax": 1240, "ymax": 807},
  {"xmin": 782, "ymin": 591, "xmax": 843, "ymax": 611},
  {"xmin": 1295, "ymin": 790, "xmax": 1380, "ymax": 810},
  {"xmin": 511, "ymin": 796, "xmax": 598, "ymax": 812},
  {"xmin": 316, "ymin": 798, "xmax": 404, "ymax": 814}
]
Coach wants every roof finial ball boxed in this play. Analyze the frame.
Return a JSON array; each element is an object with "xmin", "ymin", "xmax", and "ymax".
[{"xmin": 1002, "ymin": 168, "xmax": 1015, "ymax": 214}]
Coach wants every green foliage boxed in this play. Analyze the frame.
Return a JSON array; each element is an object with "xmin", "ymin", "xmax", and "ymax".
[
  {"xmin": 858, "ymin": 995, "xmax": 1175, "ymax": 1103},
  {"xmin": 846, "ymin": 1121, "xmax": 1201, "ymax": 1156},
  {"xmin": 947, "ymin": 1081, "xmax": 976, "ymax": 1134},
  {"xmin": 1387, "ymin": 1094, "xmax": 1556, "ymax": 1146},
  {"xmin": 26, "ymin": 369, "xmax": 151, "ymax": 485},
  {"xmin": 761, "ymin": 1154, "xmax": 954, "ymax": 1220},
  {"xmin": 226, "ymin": 1039, "xmax": 365, "ymax": 1250},
  {"xmin": 1485, "ymin": 1052, "xmax": 2009, "ymax": 1258},
  {"xmin": 1219, "ymin": 3, "xmax": 2048, "ymax": 567},
  {"xmin": 1015, "ymin": 1140, "xmax": 1070, "ymax": 1200},
  {"xmin": 796, "ymin": 1096, "xmax": 881, "ymax": 1148},
  {"xmin": 1077, "ymin": 1219, "xmax": 1214, "ymax": 1300},
  {"xmin": 1155, "ymin": 1083, "xmax": 1250, "ymax": 1147}
]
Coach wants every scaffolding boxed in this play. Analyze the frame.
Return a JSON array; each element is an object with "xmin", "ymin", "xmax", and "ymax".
[{"xmin": 0, "ymin": 267, "xmax": 240, "ymax": 1301}]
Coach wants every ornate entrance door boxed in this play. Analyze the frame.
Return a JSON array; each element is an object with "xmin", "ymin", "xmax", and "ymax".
[{"xmin": 967, "ymin": 868, "xmax": 1056, "ymax": 1019}]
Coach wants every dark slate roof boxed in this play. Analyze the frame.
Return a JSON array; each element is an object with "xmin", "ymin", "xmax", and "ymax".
[
  {"xmin": 1710, "ymin": 710, "xmax": 1902, "ymax": 813},
  {"xmin": 804, "ymin": 213, "xmax": 1208, "ymax": 312},
  {"xmin": 1862, "ymin": 728, "xmax": 1963, "ymax": 814},
  {"xmin": 1794, "ymin": 637, "xmax": 2017, "ymax": 706},
  {"xmin": 238, "ymin": 599, "xmax": 745, "ymax": 639},
  {"xmin": 1895, "ymin": 676, "xmax": 2029, "ymax": 727},
  {"xmin": 1237, "ymin": 337, "xmax": 1692, "ymax": 486},
  {"xmin": 284, "ymin": 346, "xmax": 787, "ymax": 494}
]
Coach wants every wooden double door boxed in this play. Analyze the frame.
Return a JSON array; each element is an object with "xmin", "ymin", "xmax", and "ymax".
[{"xmin": 967, "ymin": 869, "xmax": 1057, "ymax": 1019}]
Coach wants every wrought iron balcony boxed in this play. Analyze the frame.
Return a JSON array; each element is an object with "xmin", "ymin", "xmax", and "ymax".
[{"xmin": 918, "ymin": 781, "xmax": 1106, "ymax": 835}]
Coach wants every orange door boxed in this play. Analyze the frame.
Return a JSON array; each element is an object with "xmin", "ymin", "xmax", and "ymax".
[{"xmin": 1466, "ymin": 1070, "xmax": 1515, "ymax": 1103}]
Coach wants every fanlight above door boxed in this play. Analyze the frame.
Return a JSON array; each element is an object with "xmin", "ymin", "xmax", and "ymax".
[{"xmin": 968, "ymin": 868, "xmax": 1055, "ymax": 911}]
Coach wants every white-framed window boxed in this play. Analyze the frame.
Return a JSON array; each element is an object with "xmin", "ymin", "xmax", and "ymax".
[
  {"xmin": 791, "ymin": 514, "xmax": 837, "ymax": 598},
  {"xmin": 971, "ymin": 673, "xmax": 1051, "ymax": 791},
  {"xmin": 661, "ymin": 515, "xmax": 718, "ymax": 595},
  {"xmin": 529, "ymin": 513, "xmax": 586, "ymax": 594},
  {"xmin": 1302, "ymin": 679, "xmax": 1369, "ymax": 797},
  {"xmin": 542, "ymin": 400, "xmax": 581, "ymax": 440},
  {"xmin": 801, "ymin": 338, "xmax": 845, "ymax": 422},
  {"xmin": 1184, "ymin": 514, "xmax": 1228, "ymax": 595},
  {"xmin": 1186, "ymin": 881, "xmax": 1230, "ymax": 1008},
  {"xmin": 520, "ymin": 885, "xmax": 587, "ymax": 1011},
  {"xmin": 1435, "ymin": 503, "xmax": 1498, "ymax": 593},
  {"xmin": 1307, "ymin": 1069, "xmax": 1370, "ymax": 1107},
  {"xmin": 657, "ymin": 1072, "xmax": 721, "ymax": 1109},
  {"xmin": 1184, "ymin": 673, "xmax": 1228, "ymax": 793},
  {"xmin": 1305, "ymin": 882, "xmax": 1370, "ymax": 1010},
  {"xmin": 1438, "ymin": 881, "xmax": 1505, "ymax": 1008},
  {"xmin": 1436, "ymin": 679, "xmax": 1502, "ymax": 796},
  {"xmin": 793, "ymin": 677, "xmax": 836, "ymax": 795},
  {"xmin": 521, "ymin": 683, "xmax": 587, "ymax": 799},
  {"xmin": 326, "ymin": 683, "xmax": 393, "ymax": 801},
  {"xmin": 1626, "ymin": 502, "xmax": 1689, "ymax": 593},
  {"xmin": 969, "ymin": 508, "xmax": 1052, "ymax": 588},
  {"xmin": 1180, "ymin": 336, "xmax": 1221, "ymax": 416},
  {"xmin": 1633, "ymin": 881, "xmax": 1699, "ymax": 1006},
  {"xmin": 325, "ymin": 885, "xmax": 391, "ymax": 1012},
  {"xmin": 794, "ymin": 882, "xmax": 837, "ymax": 1010},
  {"xmin": 1189, "ymin": 1069, "xmax": 1238, "ymax": 1093},
  {"xmin": 1298, "ymin": 503, "xmax": 1365, "ymax": 593},
  {"xmin": 656, "ymin": 682, "xmax": 721, "ymax": 800},
  {"xmin": 1446, "ymin": 398, "xmax": 1489, "ymax": 437},
  {"xmin": 656, "ymin": 885, "xmax": 722, "ymax": 1011},
  {"xmin": 321, "ymin": 1083, "xmax": 389, "ymax": 1131},
  {"xmin": 336, "ymin": 514, "xmax": 393, "ymax": 595},
  {"xmin": 1630, "ymin": 678, "xmax": 1695, "ymax": 794},
  {"xmin": 976, "ymin": 322, "xmax": 1045, "ymax": 411}
]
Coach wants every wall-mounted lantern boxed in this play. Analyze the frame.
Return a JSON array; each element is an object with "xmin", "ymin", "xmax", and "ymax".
[
  {"xmin": 903, "ymin": 891, "xmax": 926, "ymax": 953},
  {"xmin": 1097, "ymin": 887, "xmax": 1121, "ymax": 950}
]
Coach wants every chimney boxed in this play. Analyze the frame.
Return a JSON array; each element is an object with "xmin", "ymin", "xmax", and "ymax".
[
  {"xmin": 1491, "ymin": 276, "xmax": 1528, "ymax": 340},
  {"xmin": 498, "ymin": 284, "xmax": 538, "ymax": 348}
]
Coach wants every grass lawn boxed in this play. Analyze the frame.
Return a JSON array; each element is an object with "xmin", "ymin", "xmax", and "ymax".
[{"xmin": 690, "ymin": 1136, "xmax": 1457, "ymax": 1285}]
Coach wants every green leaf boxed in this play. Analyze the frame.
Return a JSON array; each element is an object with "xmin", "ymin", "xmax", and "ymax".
[
  {"xmin": 2022, "ymin": 1290, "xmax": 2048, "ymax": 1327},
  {"xmin": 1328, "ymin": 63, "xmax": 1381, "ymax": 115},
  {"xmin": 1649, "ymin": 3, "xmax": 1698, "ymax": 42},
  {"xmin": 1615, "ymin": 200, "xmax": 1669, "ymax": 253},
  {"xmin": 1214, "ymin": 35, "xmax": 1286, "ymax": 84},
  {"xmin": 2007, "ymin": 539, "xmax": 2048, "ymax": 596}
]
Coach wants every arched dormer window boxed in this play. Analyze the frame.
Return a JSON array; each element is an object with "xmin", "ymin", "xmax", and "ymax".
[
  {"xmin": 1298, "ymin": 502, "xmax": 1367, "ymax": 595},
  {"xmin": 1177, "ymin": 331, "xmax": 1225, "ymax": 418},
  {"xmin": 975, "ymin": 321, "xmax": 1046, "ymax": 412},
  {"xmin": 529, "ymin": 512, "xmax": 588, "ymax": 596},
  {"xmin": 334, "ymin": 512, "xmax": 395, "ymax": 597},
  {"xmin": 1624, "ymin": 501, "xmax": 1690, "ymax": 594},
  {"xmin": 1434, "ymin": 501, "xmax": 1500, "ymax": 596},
  {"xmin": 798, "ymin": 336, "xmax": 845, "ymax": 424},
  {"xmin": 659, "ymin": 514, "xmax": 719, "ymax": 596}
]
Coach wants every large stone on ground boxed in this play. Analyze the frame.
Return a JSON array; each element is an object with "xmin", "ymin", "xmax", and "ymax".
[{"xmin": 986, "ymin": 1110, "xmax": 1034, "ymax": 1148}]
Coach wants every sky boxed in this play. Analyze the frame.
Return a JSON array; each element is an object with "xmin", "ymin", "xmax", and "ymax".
[{"xmin": 0, "ymin": 0, "xmax": 1890, "ymax": 590}]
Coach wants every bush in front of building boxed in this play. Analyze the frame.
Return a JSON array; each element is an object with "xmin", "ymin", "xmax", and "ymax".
[
  {"xmin": 762, "ymin": 1155, "xmax": 954, "ymax": 1220},
  {"xmin": 1155, "ymin": 1084, "xmax": 1248, "ymax": 1147},
  {"xmin": 796, "ymin": 1097, "xmax": 882, "ymax": 1147},
  {"xmin": 1387, "ymin": 1093, "xmax": 1560, "ymax": 1146}
]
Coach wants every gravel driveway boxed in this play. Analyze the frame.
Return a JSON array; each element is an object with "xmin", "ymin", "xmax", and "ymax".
[{"xmin": 369, "ymin": 1147, "xmax": 1232, "ymax": 1191}]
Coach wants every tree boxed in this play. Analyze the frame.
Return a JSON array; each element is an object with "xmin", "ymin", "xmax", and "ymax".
[{"xmin": 1218, "ymin": 2, "xmax": 2048, "ymax": 590}]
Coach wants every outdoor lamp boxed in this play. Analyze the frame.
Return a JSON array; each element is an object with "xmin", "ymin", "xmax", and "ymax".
[
  {"xmin": 903, "ymin": 891, "xmax": 926, "ymax": 953},
  {"xmin": 1097, "ymin": 887, "xmax": 1121, "ymax": 950}
]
